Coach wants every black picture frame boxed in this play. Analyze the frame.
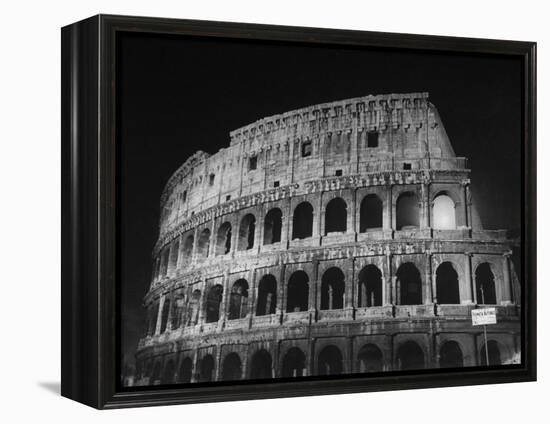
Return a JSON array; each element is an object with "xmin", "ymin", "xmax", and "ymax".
[{"xmin": 61, "ymin": 14, "xmax": 537, "ymax": 409}]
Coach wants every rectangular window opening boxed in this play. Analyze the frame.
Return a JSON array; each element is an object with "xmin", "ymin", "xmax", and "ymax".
[
  {"xmin": 226, "ymin": 195, "xmax": 231, "ymax": 201},
  {"xmin": 301, "ymin": 140, "xmax": 312, "ymax": 157},
  {"xmin": 249, "ymin": 156, "xmax": 258, "ymax": 170},
  {"xmin": 403, "ymin": 163, "xmax": 412, "ymax": 170},
  {"xmin": 273, "ymin": 181, "xmax": 280, "ymax": 188},
  {"xmin": 367, "ymin": 131, "xmax": 379, "ymax": 148},
  {"xmin": 335, "ymin": 169, "xmax": 343, "ymax": 176}
]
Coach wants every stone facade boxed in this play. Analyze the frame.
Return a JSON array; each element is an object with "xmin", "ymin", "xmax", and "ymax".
[{"xmin": 134, "ymin": 92, "xmax": 520, "ymax": 386}]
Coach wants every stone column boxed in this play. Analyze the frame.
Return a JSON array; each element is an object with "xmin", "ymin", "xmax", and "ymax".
[
  {"xmin": 248, "ymin": 268, "xmax": 257, "ymax": 327},
  {"xmin": 218, "ymin": 272, "xmax": 231, "ymax": 329},
  {"xmin": 501, "ymin": 252, "xmax": 513, "ymax": 305},
  {"xmin": 277, "ymin": 264, "xmax": 286, "ymax": 316},
  {"xmin": 313, "ymin": 193, "xmax": 323, "ymax": 244},
  {"xmin": 281, "ymin": 197, "xmax": 292, "ymax": 249},
  {"xmin": 197, "ymin": 278, "xmax": 207, "ymax": 325},
  {"xmin": 463, "ymin": 252, "xmax": 474, "ymax": 304},
  {"xmin": 165, "ymin": 293, "xmax": 173, "ymax": 331},
  {"xmin": 345, "ymin": 257, "xmax": 354, "ymax": 309},
  {"xmin": 255, "ymin": 210, "xmax": 264, "ymax": 253},
  {"xmin": 349, "ymin": 189, "xmax": 357, "ymax": 235},
  {"xmin": 154, "ymin": 294, "xmax": 165, "ymax": 335},
  {"xmin": 425, "ymin": 252, "xmax": 434, "ymax": 304},
  {"xmin": 421, "ymin": 182, "xmax": 430, "ymax": 229},
  {"xmin": 310, "ymin": 260, "xmax": 319, "ymax": 316},
  {"xmin": 384, "ymin": 186, "xmax": 393, "ymax": 230},
  {"xmin": 191, "ymin": 226, "xmax": 200, "ymax": 262},
  {"xmin": 384, "ymin": 252, "xmax": 392, "ymax": 306},
  {"xmin": 463, "ymin": 180, "xmax": 473, "ymax": 229}
]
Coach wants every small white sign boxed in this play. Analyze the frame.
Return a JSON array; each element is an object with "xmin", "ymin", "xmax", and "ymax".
[{"xmin": 472, "ymin": 308, "xmax": 497, "ymax": 326}]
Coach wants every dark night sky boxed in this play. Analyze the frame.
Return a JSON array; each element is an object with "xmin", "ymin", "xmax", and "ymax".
[{"xmin": 118, "ymin": 32, "xmax": 522, "ymax": 367}]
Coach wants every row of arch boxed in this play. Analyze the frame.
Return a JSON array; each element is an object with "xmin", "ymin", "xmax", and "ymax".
[
  {"xmin": 154, "ymin": 191, "xmax": 459, "ymax": 281},
  {"xmin": 149, "ymin": 261, "xmax": 498, "ymax": 335},
  {"xmin": 145, "ymin": 339, "xmax": 504, "ymax": 385}
]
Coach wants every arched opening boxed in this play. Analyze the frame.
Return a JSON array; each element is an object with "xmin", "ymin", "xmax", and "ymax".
[
  {"xmin": 360, "ymin": 194, "xmax": 383, "ymax": 232},
  {"xmin": 358, "ymin": 265, "xmax": 382, "ymax": 307},
  {"xmin": 198, "ymin": 355, "xmax": 215, "ymax": 382},
  {"xmin": 228, "ymin": 279, "xmax": 249, "ymax": 320},
  {"xmin": 215, "ymin": 222, "xmax": 232, "ymax": 255},
  {"xmin": 396, "ymin": 192, "xmax": 420, "ymax": 230},
  {"xmin": 480, "ymin": 340, "xmax": 502, "ymax": 366},
  {"xmin": 396, "ymin": 341, "xmax": 425, "ymax": 370},
  {"xmin": 325, "ymin": 197, "xmax": 347, "ymax": 234},
  {"xmin": 475, "ymin": 263, "xmax": 497, "ymax": 305},
  {"xmin": 396, "ymin": 263, "xmax": 423, "ymax": 305},
  {"xmin": 162, "ymin": 360, "xmax": 175, "ymax": 384},
  {"xmin": 197, "ymin": 228, "xmax": 211, "ymax": 258},
  {"xmin": 256, "ymin": 274, "xmax": 277, "ymax": 316},
  {"xmin": 320, "ymin": 267, "xmax": 345, "ymax": 310},
  {"xmin": 317, "ymin": 345, "xmax": 343, "ymax": 376},
  {"xmin": 186, "ymin": 289, "xmax": 201, "ymax": 326},
  {"xmin": 249, "ymin": 349, "xmax": 272, "ymax": 379},
  {"xmin": 151, "ymin": 361, "xmax": 162, "ymax": 385},
  {"xmin": 357, "ymin": 344, "xmax": 383, "ymax": 372},
  {"xmin": 160, "ymin": 298, "xmax": 171, "ymax": 333},
  {"xmin": 439, "ymin": 341, "xmax": 464, "ymax": 368},
  {"xmin": 436, "ymin": 262, "xmax": 461, "ymax": 304},
  {"xmin": 282, "ymin": 347, "xmax": 307, "ymax": 377},
  {"xmin": 292, "ymin": 202, "xmax": 313, "ymax": 240},
  {"xmin": 221, "ymin": 353, "xmax": 242, "ymax": 381},
  {"xmin": 182, "ymin": 235, "xmax": 194, "ymax": 261},
  {"xmin": 287, "ymin": 271, "xmax": 309, "ymax": 312},
  {"xmin": 433, "ymin": 193, "xmax": 456, "ymax": 229},
  {"xmin": 178, "ymin": 357, "xmax": 193, "ymax": 383},
  {"xmin": 205, "ymin": 284, "xmax": 223, "ymax": 323},
  {"xmin": 264, "ymin": 208, "xmax": 282, "ymax": 245},
  {"xmin": 238, "ymin": 214, "xmax": 256, "ymax": 250}
]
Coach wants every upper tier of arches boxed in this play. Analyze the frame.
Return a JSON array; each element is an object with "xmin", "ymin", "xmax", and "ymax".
[{"xmin": 158, "ymin": 93, "xmax": 465, "ymax": 236}]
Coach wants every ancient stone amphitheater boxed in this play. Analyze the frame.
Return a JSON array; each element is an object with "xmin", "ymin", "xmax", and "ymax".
[{"xmin": 135, "ymin": 92, "xmax": 521, "ymax": 386}]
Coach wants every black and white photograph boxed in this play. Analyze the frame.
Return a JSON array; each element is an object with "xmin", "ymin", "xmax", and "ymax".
[
  {"xmin": 2, "ymin": 0, "xmax": 545, "ymax": 420},
  {"xmin": 117, "ymin": 30, "xmax": 525, "ymax": 388}
]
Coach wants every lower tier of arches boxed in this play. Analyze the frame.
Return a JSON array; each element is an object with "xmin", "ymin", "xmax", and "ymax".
[{"xmin": 133, "ymin": 320, "xmax": 520, "ymax": 387}]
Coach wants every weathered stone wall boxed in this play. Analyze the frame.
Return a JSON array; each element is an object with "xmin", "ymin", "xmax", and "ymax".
[{"xmin": 135, "ymin": 93, "xmax": 520, "ymax": 386}]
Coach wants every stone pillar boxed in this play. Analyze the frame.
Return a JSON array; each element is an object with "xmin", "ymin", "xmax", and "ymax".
[
  {"xmin": 277, "ymin": 264, "xmax": 286, "ymax": 316},
  {"xmin": 255, "ymin": 209, "xmax": 264, "ymax": 253},
  {"xmin": 207, "ymin": 217, "xmax": 217, "ymax": 257},
  {"xmin": 501, "ymin": 252, "xmax": 513, "ymax": 305},
  {"xmin": 463, "ymin": 180, "xmax": 473, "ymax": 229},
  {"xmin": 345, "ymin": 257, "xmax": 354, "ymax": 309},
  {"xmin": 384, "ymin": 186, "xmax": 393, "ymax": 230},
  {"xmin": 349, "ymin": 189, "xmax": 357, "ymax": 235},
  {"xmin": 248, "ymin": 268, "xmax": 257, "ymax": 327},
  {"xmin": 313, "ymin": 193, "xmax": 323, "ymax": 244},
  {"xmin": 392, "ymin": 275, "xmax": 398, "ymax": 305},
  {"xmin": 154, "ymin": 294, "xmax": 165, "ymax": 335},
  {"xmin": 463, "ymin": 253, "xmax": 474, "ymax": 304},
  {"xmin": 310, "ymin": 260, "xmax": 319, "ymax": 316},
  {"xmin": 165, "ymin": 293, "xmax": 173, "ymax": 331},
  {"xmin": 191, "ymin": 226, "xmax": 200, "ymax": 262},
  {"xmin": 425, "ymin": 252, "xmax": 434, "ymax": 304},
  {"xmin": 281, "ymin": 197, "xmax": 292, "ymax": 248},
  {"xmin": 421, "ymin": 182, "xmax": 430, "ymax": 229},
  {"xmin": 384, "ymin": 252, "xmax": 392, "ymax": 306},
  {"xmin": 197, "ymin": 278, "xmax": 207, "ymax": 325},
  {"xmin": 219, "ymin": 272, "xmax": 231, "ymax": 329}
]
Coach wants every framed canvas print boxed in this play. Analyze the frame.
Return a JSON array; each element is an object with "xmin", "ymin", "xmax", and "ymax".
[{"xmin": 61, "ymin": 14, "xmax": 536, "ymax": 409}]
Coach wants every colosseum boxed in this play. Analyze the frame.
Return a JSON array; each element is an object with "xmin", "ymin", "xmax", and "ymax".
[{"xmin": 134, "ymin": 92, "xmax": 521, "ymax": 386}]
